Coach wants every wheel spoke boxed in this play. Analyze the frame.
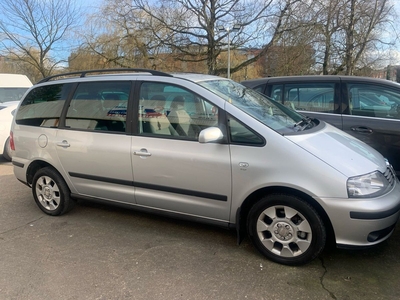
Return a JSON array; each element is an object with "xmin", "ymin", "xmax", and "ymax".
[
  {"xmin": 51, "ymin": 190, "xmax": 61, "ymax": 206},
  {"xmin": 280, "ymin": 245, "xmax": 295, "ymax": 257},
  {"xmin": 261, "ymin": 238, "xmax": 275, "ymax": 251},
  {"xmin": 37, "ymin": 195, "xmax": 45, "ymax": 206},
  {"xmin": 48, "ymin": 200, "xmax": 58, "ymax": 210},
  {"xmin": 296, "ymin": 239, "xmax": 312, "ymax": 252},
  {"xmin": 256, "ymin": 219, "xmax": 270, "ymax": 232},
  {"xmin": 283, "ymin": 206, "xmax": 297, "ymax": 219},
  {"xmin": 262, "ymin": 207, "xmax": 276, "ymax": 219},
  {"xmin": 43, "ymin": 176, "xmax": 51, "ymax": 185},
  {"xmin": 297, "ymin": 220, "xmax": 312, "ymax": 233}
]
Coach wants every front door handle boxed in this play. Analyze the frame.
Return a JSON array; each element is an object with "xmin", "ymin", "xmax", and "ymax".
[
  {"xmin": 56, "ymin": 140, "xmax": 71, "ymax": 148},
  {"xmin": 351, "ymin": 126, "xmax": 373, "ymax": 134},
  {"xmin": 134, "ymin": 148, "xmax": 152, "ymax": 157}
]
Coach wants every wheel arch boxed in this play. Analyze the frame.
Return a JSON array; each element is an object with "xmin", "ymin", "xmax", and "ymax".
[
  {"xmin": 236, "ymin": 186, "xmax": 335, "ymax": 246},
  {"xmin": 26, "ymin": 160, "xmax": 59, "ymax": 186}
]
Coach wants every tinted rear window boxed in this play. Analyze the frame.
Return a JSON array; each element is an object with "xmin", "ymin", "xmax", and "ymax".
[{"xmin": 16, "ymin": 84, "xmax": 72, "ymax": 127}]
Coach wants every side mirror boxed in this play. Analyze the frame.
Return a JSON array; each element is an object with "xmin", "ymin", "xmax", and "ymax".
[{"xmin": 198, "ymin": 127, "xmax": 224, "ymax": 143}]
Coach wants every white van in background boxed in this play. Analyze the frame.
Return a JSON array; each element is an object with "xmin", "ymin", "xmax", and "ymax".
[{"xmin": 0, "ymin": 73, "xmax": 32, "ymax": 160}]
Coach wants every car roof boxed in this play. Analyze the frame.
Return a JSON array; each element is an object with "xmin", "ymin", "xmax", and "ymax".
[
  {"xmin": 172, "ymin": 73, "xmax": 224, "ymax": 83},
  {"xmin": 241, "ymin": 75, "xmax": 400, "ymax": 88},
  {"xmin": 35, "ymin": 69, "xmax": 226, "ymax": 85}
]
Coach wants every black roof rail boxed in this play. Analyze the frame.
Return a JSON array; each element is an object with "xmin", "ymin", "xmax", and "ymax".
[{"xmin": 36, "ymin": 68, "xmax": 172, "ymax": 84}]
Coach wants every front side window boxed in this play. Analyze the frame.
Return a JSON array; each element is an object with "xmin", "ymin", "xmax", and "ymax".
[
  {"xmin": 65, "ymin": 81, "xmax": 130, "ymax": 132},
  {"xmin": 348, "ymin": 83, "xmax": 400, "ymax": 120},
  {"xmin": 16, "ymin": 84, "xmax": 72, "ymax": 127},
  {"xmin": 228, "ymin": 115, "xmax": 264, "ymax": 145},
  {"xmin": 138, "ymin": 82, "xmax": 217, "ymax": 139}
]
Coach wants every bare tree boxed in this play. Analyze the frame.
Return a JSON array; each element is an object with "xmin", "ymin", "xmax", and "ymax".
[
  {"xmin": 258, "ymin": 1, "xmax": 318, "ymax": 76},
  {"xmin": 0, "ymin": 0, "xmax": 81, "ymax": 79},
  {"xmin": 74, "ymin": 1, "xmax": 163, "ymax": 70},
  {"xmin": 310, "ymin": 0, "xmax": 396, "ymax": 75},
  {"xmin": 134, "ymin": 0, "xmax": 304, "ymax": 75},
  {"xmin": 82, "ymin": 0, "xmax": 301, "ymax": 76}
]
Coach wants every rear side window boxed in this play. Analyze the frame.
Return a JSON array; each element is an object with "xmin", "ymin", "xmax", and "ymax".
[
  {"xmin": 16, "ymin": 84, "xmax": 72, "ymax": 127},
  {"xmin": 270, "ymin": 83, "xmax": 336, "ymax": 113},
  {"xmin": 65, "ymin": 81, "xmax": 130, "ymax": 132}
]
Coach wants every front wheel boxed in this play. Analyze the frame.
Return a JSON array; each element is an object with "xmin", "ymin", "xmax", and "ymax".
[
  {"xmin": 32, "ymin": 167, "xmax": 75, "ymax": 216},
  {"xmin": 247, "ymin": 194, "xmax": 326, "ymax": 265}
]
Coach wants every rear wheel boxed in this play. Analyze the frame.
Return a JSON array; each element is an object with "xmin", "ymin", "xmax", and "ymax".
[
  {"xmin": 247, "ymin": 194, "xmax": 326, "ymax": 265},
  {"xmin": 32, "ymin": 167, "xmax": 75, "ymax": 216}
]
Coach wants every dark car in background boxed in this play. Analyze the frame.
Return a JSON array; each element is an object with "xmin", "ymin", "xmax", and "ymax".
[{"xmin": 241, "ymin": 75, "xmax": 400, "ymax": 176}]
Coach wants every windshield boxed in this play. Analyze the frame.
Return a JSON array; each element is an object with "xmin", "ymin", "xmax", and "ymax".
[
  {"xmin": 199, "ymin": 79, "xmax": 314, "ymax": 134},
  {"xmin": 0, "ymin": 88, "xmax": 29, "ymax": 103}
]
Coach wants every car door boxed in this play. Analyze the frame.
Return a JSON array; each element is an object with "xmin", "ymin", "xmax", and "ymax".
[
  {"xmin": 341, "ymin": 81, "xmax": 400, "ymax": 175},
  {"xmin": 55, "ymin": 80, "xmax": 136, "ymax": 202},
  {"xmin": 131, "ymin": 80, "xmax": 232, "ymax": 222}
]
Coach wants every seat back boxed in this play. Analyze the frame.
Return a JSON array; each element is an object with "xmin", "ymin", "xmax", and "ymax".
[{"xmin": 168, "ymin": 96, "xmax": 192, "ymax": 136}]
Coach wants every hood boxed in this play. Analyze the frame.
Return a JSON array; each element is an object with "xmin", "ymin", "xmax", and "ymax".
[{"xmin": 285, "ymin": 122, "xmax": 387, "ymax": 177}]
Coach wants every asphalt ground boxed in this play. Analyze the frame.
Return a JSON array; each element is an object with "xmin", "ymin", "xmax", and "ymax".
[{"xmin": 0, "ymin": 156, "xmax": 399, "ymax": 300}]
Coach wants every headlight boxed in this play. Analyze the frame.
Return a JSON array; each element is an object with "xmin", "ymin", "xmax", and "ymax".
[{"xmin": 347, "ymin": 171, "xmax": 391, "ymax": 198}]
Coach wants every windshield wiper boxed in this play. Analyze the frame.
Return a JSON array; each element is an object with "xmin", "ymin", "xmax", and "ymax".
[{"xmin": 293, "ymin": 117, "xmax": 312, "ymax": 131}]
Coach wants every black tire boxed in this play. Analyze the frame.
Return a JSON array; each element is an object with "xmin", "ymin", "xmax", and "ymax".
[
  {"xmin": 32, "ymin": 167, "xmax": 75, "ymax": 216},
  {"xmin": 247, "ymin": 194, "xmax": 326, "ymax": 265},
  {"xmin": 2, "ymin": 137, "xmax": 12, "ymax": 161}
]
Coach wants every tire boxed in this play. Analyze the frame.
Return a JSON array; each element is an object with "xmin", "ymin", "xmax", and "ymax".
[
  {"xmin": 32, "ymin": 167, "xmax": 75, "ymax": 216},
  {"xmin": 2, "ymin": 138, "xmax": 12, "ymax": 161},
  {"xmin": 247, "ymin": 194, "xmax": 326, "ymax": 265}
]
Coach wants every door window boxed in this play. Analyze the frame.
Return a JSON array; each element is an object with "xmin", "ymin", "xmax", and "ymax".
[
  {"xmin": 270, "ymin": 83, "xmax": 336, "ymax": 113},
  {"xmin": 65, "ymin": 81, "xmax": 130, "ymax": 132},
  {"xmin": 138, "ymin": 82, "xmax": 218, "ymax": 139},
  {"xmin": 348, "ymin": 83, "xmax": 400, "ymax": 120}
]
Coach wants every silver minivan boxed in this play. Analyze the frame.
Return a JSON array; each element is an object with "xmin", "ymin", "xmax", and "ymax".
[{"xmin": 10, "ymin": 69, "xmax": 400, "ymax": 265}]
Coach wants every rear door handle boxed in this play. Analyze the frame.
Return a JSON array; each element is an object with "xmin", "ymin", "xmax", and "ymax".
[
  {"xmin": 134, "ymin": 148, "xmax": 152, "ymax": 157},
  {"xmin": 351, "ymin": 126, "xmax": 373, "ymax": 134},
  {"xmin": 57, "ymin": 140, "xmax": 71, "ymax": 148}
]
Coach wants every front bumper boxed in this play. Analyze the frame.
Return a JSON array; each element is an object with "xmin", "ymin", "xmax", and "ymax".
[{"xmin": 321, "ymin": 178, "xmax": 400, "ymax": 247}]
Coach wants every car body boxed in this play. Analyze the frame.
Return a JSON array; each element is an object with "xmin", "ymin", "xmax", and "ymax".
[
  {"xmin": 0, "ymin": 74, "xmax": 33, "ymax": 160},
  {"xmin": 10, "ymin": 69, "xmax": 400, "ymax": 265},
  {"xmin": 241, "ymin": 75, "xmax": 400, "ymax": 176}
]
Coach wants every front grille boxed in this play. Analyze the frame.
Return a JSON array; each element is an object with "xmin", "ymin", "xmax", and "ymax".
[{"xmin": 383, "ymin": 166, "xmax": 396, "ymax": 187}]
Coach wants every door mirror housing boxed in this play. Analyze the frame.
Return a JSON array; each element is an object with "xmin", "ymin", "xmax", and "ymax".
[{"xmin": 198, "ymin": 127, "xmax": 223, "ymax": 143}]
